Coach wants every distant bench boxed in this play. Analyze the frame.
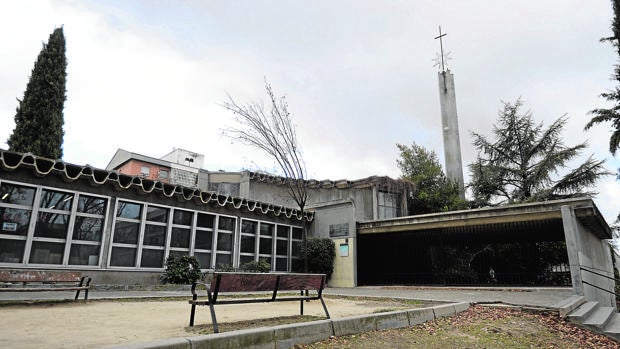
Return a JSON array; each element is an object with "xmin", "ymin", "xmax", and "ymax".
[
  {"xmin": 0, "ymin": 270, "xmax": 91, "ymax": 301},
  {"xmin": 189, "ymin": 272, "xmax": 330, "ymax": 333}
]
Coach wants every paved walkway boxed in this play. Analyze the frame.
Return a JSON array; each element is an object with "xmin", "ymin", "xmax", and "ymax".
[
  {"xmin": 0, "ymin": 285, "xmax": 574, "ymax": 308},
  {"xmin": 326, "ymin": 286, "xmax": 573, "ymax": 308}
]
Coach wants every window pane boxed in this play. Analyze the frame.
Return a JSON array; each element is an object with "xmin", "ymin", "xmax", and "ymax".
[
  {"xmin": 72, "ymin": 217, "xmax": 103, "ymax": 241},
  {"xmin": 260, "ymin": 223, "xmax": 274, "ymax": 236},
  {"xmin": 240, "ymin": 235, "xmax": 255, "ymax": 253},
  {"xmin": 159, "ymin": 170, "xmax": 169, "ymax": 180},
  {"xmin": 242, "ymin": 221, "xmax": 257, "ymax": 235},
  {"xmin": 259, "ymin": 237, "xmax": 272, "ymax": 255},
  {"xmin": 216, "ymin": 232, "xmax": 232, "ymax": 251},
  {"xmin": 116, "ymin": 202, "xmax": 141, "ymax": 219},
  {"xmin": 260, "ymin": 257, "xmax": 271, "ymax": 268},
  {"xmin": 141, "ymin": 249, "xmax": 164, "ymax": 268},
  {"xmin": 140, "ymin": 166, "xmax": 150, "ymax": 176},
  {"xmin": 78, "ymin": 195, "xmax": 106, "ymax": 215},
  {"xmin": 113, "ymin": 221, "xmax": 139, "ymax": 244},
  {"xmin": 215, "ymin": 253, "xmax": 231, "ymax": 268},
  {"xmin": 0, "ymin": 239, "xmax": 25, "ymax": 263},
  {"xmin": 167, "ymin": 250, "xmax": 187, "ymax": 260},
  {"xmin": 239, "ymin": 255, "xmax": 254, "ymax": 265},
  {"xmin": 218, "ymin": 217, "xmax": 235, "ymax": 231},
  {"xmin": 69, "ymin": 244, "xmax": 100, "ymax": 265},
  {"xmin": 39, "ymin": 189, "xmax": 73, "ymax": 211},
  {"xmin": 0, "ymin": 183, "xmax": 35, "ymax": 206},
  {"xmin": 277, "ymin": 225, "xmax": 289, "ymax": 238},
  {"xmin": 29, "ymin": 241, "xmax": 65, "ymax": 264},
  {"xmin": 292, "ymin": 240, "xmax": 302, "ymax": 258},
  {"xmin": 0, "ymin": 207, "xmax": 31, "ymax": 236},
  {"xmin": 173, "ymin": 210, "xmax": 193, "ymax": 225},
  {"xmin": 146, "ymin": 206, "xmax": 168, "ymax": 222},
  {"xmin": 194, "ymin": 252, "xmax": 211, "ymax": 269},
  {"xmin": 143, "ymin": 224, "xmax": 166, "ymax": 246},
  {"xmin": 276, "ymin": 239, "xmax": 288, "ymax": 256},
  {"xmin": 195, "ymin": 230, "xmax": 213, "ymax": 250},
  {"xmin": 276, "ymin": 257, "xmax": 287, "ymax": 271},
  {"xmin": 110, "ymin": 247, "xmax": 136, "ymax": 267},
  {"xmin": 292, "ymin": 228, "xmax": 303, "ymax": 240},
  {"xmin": 171, "ymin": 227, "xmax": 190, "ymax": 248},
  {"xmin": 35, "ymin": 212, "xmax": 69, "ymax": 239},
  {"xmin": 197, "ymin": 213, "xmax": 214, "ymax": 228},
  {"xmin": 291, "ymin": 258, "xmax": 304, "ymax": 273}
]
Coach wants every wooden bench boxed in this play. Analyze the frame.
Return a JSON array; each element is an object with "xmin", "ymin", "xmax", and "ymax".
[
  {"xmin": 0, "ymin": 270, "xmax": 91, "ymax": 301},
  {"xmin": 189, "ymin": 272, "xmax": 330, "ymax": 333}
]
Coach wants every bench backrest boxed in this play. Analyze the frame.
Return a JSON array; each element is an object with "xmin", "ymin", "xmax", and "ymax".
[
  {"xmin": 211, "ymin": 273, "xmax": 325, "ymax": 293},
  {"xmin": 0, "ymin": 270, "xmax": 82, "ymax": 283},
  {"xmin": 277, "ymin": 274, "xmax": 325, "ymax": 291}
]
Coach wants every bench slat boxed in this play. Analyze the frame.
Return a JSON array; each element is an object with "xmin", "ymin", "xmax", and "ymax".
[
  {"xmin": 277, "ymin": 274, "xmax": 324, "ymax": 291},
  {"xmin": 213, "ymin": 273, "xmax": 278, "ymax": 292},
  {"xmin": 0, "ymin": 287, "xmax": 89, "ymax": 292},
  {"xmin": 0, "ymin": 270, "xmax": 82, "ymax": 283}
]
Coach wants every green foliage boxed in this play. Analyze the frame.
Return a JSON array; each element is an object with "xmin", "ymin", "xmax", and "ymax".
[
  {"xmin": 586, "ymin": 0, "xmax": 620, "ymax": 155},
  {"xmin": 396, "ymin": 142, "xmax": 466, "ymax": 214},
  {"xmin": 469, "ymin": 99, "xmax": 609, "ymax": 206},
  {"xmin": 302, "ymin": 237, "xmax": 336, "ymax": 279},
  {"xmin": 240, "ymin": 259, "xmax": 271, "ymax": 273},
  {"xmin": 8, "ymin": 27, "xmax": 67, "ymax": 159},
  {"xmin": 161, "ymin": 255, "xmax": 202, "ymax": 284}
]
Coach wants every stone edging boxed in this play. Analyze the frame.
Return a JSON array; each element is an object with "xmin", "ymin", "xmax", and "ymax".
[{"xmin": 104, "ymin": 302, "xmax": 470, "ymax": 349}]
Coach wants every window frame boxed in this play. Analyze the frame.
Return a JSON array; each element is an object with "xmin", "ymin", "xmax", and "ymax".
[{"xmin": 0, "ymin": 180, "xmax": 109, "ymax": 268}]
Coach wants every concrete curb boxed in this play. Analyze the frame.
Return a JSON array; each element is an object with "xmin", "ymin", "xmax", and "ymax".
[
  {"xmin": 104, "ymin": 302, "xmax": 472, "ymax": 349},
  {"xmin": 552, "ymin": 295, "xmax": 586, "ymax": 318}
]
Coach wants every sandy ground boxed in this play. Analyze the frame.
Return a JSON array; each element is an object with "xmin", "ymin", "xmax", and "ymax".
[{"xmin": 0, "ymin": 297, "xmax": 412, "ymax": 349}]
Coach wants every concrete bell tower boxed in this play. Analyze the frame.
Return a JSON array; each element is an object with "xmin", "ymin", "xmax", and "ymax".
[{"xmin": 435, "ymin": 26, "xmax": 465, "ymax": 199}]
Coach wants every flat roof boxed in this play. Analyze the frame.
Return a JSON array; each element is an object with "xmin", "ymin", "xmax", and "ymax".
[{"xmin": 358, "ymin": 197, "xmax": 611, "ymax": 239}]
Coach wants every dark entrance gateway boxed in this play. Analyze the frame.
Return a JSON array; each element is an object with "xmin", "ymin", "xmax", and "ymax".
[{"xmin": 357, "ymin": 198, "xmax": 613, "ymax": 303}]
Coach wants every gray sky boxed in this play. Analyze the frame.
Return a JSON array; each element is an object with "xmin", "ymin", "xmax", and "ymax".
[{"xmin": 1, "ymin": 0, "xmax": 619, "ymax": 222}]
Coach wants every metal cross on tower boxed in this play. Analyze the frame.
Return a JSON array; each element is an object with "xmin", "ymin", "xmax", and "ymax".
[{"xmin": 434, "ymin": 26, "xmax": 447, "ymax": 73}]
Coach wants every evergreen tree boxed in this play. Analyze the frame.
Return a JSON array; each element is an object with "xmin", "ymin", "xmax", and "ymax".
[
  {"xmin": 586, "ymin": 0, "xmax": 620, "ymax": 155},
  {"xmin": 8, "ymin": 27, "xmax": 67, "ymax": 159},
  {"xmin": 396, "ymin": 142, "xmax": 466, "ymax": 214},
  {"xmin": 470, "ymin": 99, "xmax": 609, "ymax": 206}
]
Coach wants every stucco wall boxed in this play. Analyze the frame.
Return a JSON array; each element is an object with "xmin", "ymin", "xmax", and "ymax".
[{"xmin": 309, "ymin": 201, "xmax": 357, "ymax": 287}]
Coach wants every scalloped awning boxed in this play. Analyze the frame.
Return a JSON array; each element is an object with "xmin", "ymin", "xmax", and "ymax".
[{"xmin": 0, "ymin": 150, "xmax": 313, "ymax": 222}]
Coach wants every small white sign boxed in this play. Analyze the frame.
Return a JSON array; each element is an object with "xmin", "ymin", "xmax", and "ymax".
[{"xmin": 2, "ymin": 222, "xmax": 18, "ymax": 232}]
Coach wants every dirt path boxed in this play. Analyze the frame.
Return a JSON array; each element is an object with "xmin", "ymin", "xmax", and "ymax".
[{"xmin": 0, "ymin": 297, "xmax": 413, "ymax": 348}]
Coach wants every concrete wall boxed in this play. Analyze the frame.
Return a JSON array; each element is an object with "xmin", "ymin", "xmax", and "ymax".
[
  {"xmin": 309, "ymin": 201, "xmax": 357, "ymax": 287},
  {"xmin": 249, "ymin": 181, "xmax": 375, "ymax": 222},
  {"xmin": 561, "ymin": 205, "xmax": 616, "ymax": 308}
]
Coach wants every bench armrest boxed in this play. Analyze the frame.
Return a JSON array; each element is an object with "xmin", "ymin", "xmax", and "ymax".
[{"xmin": 191, "ymin": 282, "xmax": 210, "ymax": 300}]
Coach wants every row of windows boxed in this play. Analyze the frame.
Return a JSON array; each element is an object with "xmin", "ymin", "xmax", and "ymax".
[
  {"xmin": 139, "ymin": 165, "xmax": 169, "ymax": 180},
  {"xmin": 0, "ymin": 180, "xmax": 303, "ymax": 271},
  {"xmin": 0, "ymin": 182, "xmax": 106, "ymax": 266}
]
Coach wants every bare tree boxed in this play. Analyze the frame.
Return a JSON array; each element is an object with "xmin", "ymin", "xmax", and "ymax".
[{"xmin": 223, "ymin": 79, "xmax": 309, "ymax": 271}]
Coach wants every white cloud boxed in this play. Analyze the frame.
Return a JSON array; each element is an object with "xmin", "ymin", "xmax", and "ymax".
[{"xmin": 0, "ymin": 0, "xmax": 618, "ymax": 222}]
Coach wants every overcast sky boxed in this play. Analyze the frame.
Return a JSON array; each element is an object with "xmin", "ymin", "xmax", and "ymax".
[{"xmin": 1, "ymin": 1, "xmax": 619, "ymax": 223}]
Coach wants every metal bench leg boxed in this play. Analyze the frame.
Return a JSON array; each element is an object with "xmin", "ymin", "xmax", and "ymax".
[
  {"xmin": 209, "ymin": 303, "xmax": 219, "ymax": 333},
  {"xmin": 74, "ymin": 289, "xmax": 81, "ymax": 301},
  {"xmin": 189, "ymin": 303, "xmax": 197, "ymax": 326},
  {"xmin": 319, "ymin": 296, "xmax": 330, "ymax": 319},
  {"xmin": 300, "ymin": 290, "xmax": 304, "ymax": 316}
]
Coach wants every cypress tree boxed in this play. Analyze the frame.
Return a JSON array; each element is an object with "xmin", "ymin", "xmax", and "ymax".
[{"xmin": 7, "ymin": 27, "xmax": 67, "ymax": 159}]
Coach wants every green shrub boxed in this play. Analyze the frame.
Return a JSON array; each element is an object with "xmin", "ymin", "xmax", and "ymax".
[
  {"xmin": 161, "ymin": 255, "xmax": 202, "ymax": 284},
  {"xmin": 303, "ymin": 237, "xmax": 336, "ymax": 279},
  {"xmin": 240, "ymin": 258, "xmax": 271, "ymax": 273}
]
